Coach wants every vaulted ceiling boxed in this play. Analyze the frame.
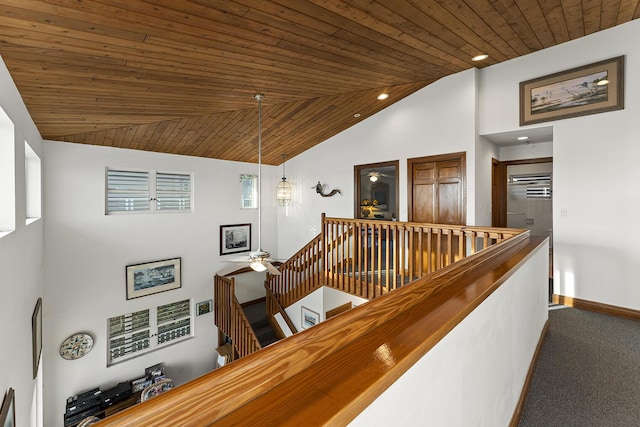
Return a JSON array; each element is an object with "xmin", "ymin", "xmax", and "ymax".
[{"xmin": 0, "ymin": 1, "xmax": 638, "ymax": 165}]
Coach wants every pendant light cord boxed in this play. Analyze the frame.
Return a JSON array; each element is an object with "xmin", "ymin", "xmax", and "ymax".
[{"xmin": 255, "ymin": 93, "xmax": 264, "ymax": 252}]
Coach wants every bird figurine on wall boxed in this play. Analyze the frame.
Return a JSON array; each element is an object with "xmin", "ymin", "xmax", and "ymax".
[{"xmin": 313, "ymin": 181, "xmax": 341, "ymax": 197}]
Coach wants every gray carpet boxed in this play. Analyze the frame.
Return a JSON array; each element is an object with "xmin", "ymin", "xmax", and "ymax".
[{"xmin": 519, "ymin": 307, "xmax": 640, "ymax": 426}]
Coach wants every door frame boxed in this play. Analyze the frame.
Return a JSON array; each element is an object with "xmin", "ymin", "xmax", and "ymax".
[{"xmin": 491, "ymin": 156, "xmax": 553, "ymax": 227}]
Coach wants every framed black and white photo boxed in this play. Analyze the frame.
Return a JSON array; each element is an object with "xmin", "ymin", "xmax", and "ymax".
[
  {"xmin": 220, "ymin": 223, "xmax": 251, "ymax": 255},
  {"xmin": 196, "ymin": 300, "xmax": 213, "ymax": 316},
  {"xmin": 126, "ymin": 257, "xmax": 181, "ymax": 300},
  {"xmin": 32, "ymin": 297, "xmax": 42, "ymax": 379},
  {"xmin": 0, "ymin": 388, "xmax": 15, "ymax": 427},
  {"xmin": 301, "ymin": 306, "xmax": 320, "ymax": 329}
]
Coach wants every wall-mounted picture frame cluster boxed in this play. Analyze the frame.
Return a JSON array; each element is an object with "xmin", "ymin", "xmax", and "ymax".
[
  {"xmin": 520, "ymin": 55, "xmax": 624, "ymax": 126},
  {"xmin": 32, "ymin": 297, "xmax": 42, "ymax": 379},
  {"xmin": 0, "ymin": 388, "xmax": 15, "ymax": 427},
  {"xmin": 126, "ymin": 257, "xmax": 182, "ymax": 300},
  {"xmin": 220, "ymin": 223, "xmax": 251, "ymax": 255}
]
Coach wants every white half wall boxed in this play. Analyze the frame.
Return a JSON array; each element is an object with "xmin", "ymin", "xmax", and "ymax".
[
  {"xmin": 42, "ymin": 140, "xmax": 278, "ymax": 425},
  {"xmin": 479, "ymin": 19, "xmax": 640, "ymax": 310},
  {"xmin": 350, "ymin": 241, "xmax": 549, "ymax": 426}
]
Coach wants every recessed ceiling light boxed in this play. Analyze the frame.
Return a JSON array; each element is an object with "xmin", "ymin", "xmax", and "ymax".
[
  {"xmin": 517, "ymin": 136, "xmax": 529, "ymax": 141},
  {"xmin": 377, "ymin": 93, "xmax": 389, "ymax": 101},
  {"xmin": 353, "ymin": 113, "xmax": 361, "ymax": 118},
  {"xmin": 472, "ymin": 54, "xmax": 489, "ymax": 61}
]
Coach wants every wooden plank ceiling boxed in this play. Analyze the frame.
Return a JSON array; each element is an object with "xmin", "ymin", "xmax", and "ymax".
[{"xmin": 0, "ymin": 1, "xmax": 638, "ymax": 165}]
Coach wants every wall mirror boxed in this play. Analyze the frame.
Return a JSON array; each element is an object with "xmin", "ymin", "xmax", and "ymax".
[{"xmin": 354, "ymin": 160, "xmax": 399, "ymax": 220}]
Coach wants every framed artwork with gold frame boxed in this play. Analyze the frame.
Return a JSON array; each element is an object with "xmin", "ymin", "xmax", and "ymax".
[{"xmin": 520, "ymin": 56, "xmax": 624, "ymax": 126}]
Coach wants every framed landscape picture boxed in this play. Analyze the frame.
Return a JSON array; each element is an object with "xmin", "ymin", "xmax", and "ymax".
[
  {"xmin": 32, "ymin": 298, "xmax": 42, "ymax": 379},
  {"xmin": 126, "ymin": 257, "xmax": 181, "ymax": 300},
  {"xmin": 520, "ymin": 56, "xmax": 624, "ymax": 126},
  {"xmin": 220, "ymin": 223, "xmax": 251, "ymax": 255}
]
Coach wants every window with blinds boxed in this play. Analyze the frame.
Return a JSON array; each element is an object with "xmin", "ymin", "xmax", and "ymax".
[
  {"xmin": 107, "ymin": 299, "xmax": 194, "ymax": 366},
  {"xmin": 509, "ymin": 173, "xmax": 552, "ymax": 199},
  {"xmin": 106, "ymin": 168, "xmax": 192, "ymax": 214},
  {"xmin": 156, "ymin": 172, "xmax": 191, "ymax": 211}
]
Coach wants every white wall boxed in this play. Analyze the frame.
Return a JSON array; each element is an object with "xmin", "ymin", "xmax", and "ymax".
[
  {"xmin": 479, "ymin": 19, "xmax": 640, "ymax": 310},
  {"xmin": 476, "ymin": 135, "xmax": 500, "ymax": 226},
  {"xmin": 351, "ymin": 241, "xmax": 549, "ymax": 426},
  {"xmin": 284, "ymin": 287, "xmax": 368, "ymax": 331},
  {"xmin": 499, "ymin": 141, "xmax": 553, "ymax": 162},
  {"xmin": 233, "ymin": 271, "xmax": 267, "ymax": 304},
  {"xmin": 278, "ymin": 69, "xmax": 478, "ymax": 258},
  {"xmin": 42, "ymin": 141, "xmax": 278, "ymax": 425},
  {"xmin": 0, "ymin": 56, "xmax": 45, "ymax": 427}
]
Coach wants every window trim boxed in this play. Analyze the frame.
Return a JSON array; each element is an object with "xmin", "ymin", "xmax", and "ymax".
[
  {"xmin": 240, "ymin": 174, "xmax": 258, "ymax": 209},
  {"xmin": 107, "ymin": 298, "xmax": 194, "ymax": 366},
  {"xmin": 106, "ymin": 168, "xmax": 193, "ymax": 215}
]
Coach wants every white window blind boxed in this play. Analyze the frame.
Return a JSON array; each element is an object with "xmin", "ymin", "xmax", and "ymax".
[
  {"xmin": 106, "ymin": 168, "xmax": 192, "ymax": 214},
  {"xmin": 156, "ymin": 172, "xmax": 191, "ymax": 211},
  {"xmin": 107, "ymin": 299, "xmax": 193, "ymax": 366},
  {"xmin": 106, "ymin": 169, "xmax": 150, "ymax": 212}
]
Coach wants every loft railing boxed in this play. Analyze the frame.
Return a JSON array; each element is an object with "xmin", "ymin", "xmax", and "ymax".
[
  {"xmin": 268, "ymin": 215, "xmax": 524, "ymax": 308},
  {"xmin": 213, "ymin": 275, "xmax": 261, "ymax": 360},
  {"xmin": 219, "ymin": 216, "xmax": 523, "ymax": 364},
  {"xmin": 99, "ymin": 229, "xmax": 539, "ymax": 426}
]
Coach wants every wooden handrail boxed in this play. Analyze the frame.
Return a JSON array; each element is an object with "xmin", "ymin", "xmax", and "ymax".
[
  {"xmin": 213, "ymin": 275, "xmax": 233, "ymax": 348},
  {"xmin": 214, "ymin": 275, "xmax": 261, "ymax": 361},
  {"xmin": 98, "ymin": 230, "xmax": 536, "ymax": 426},
  {"xmin": 225, "ymin": 217, "xmax": 525, "ymax": 365},
  {"xmin": 266, "ymin": 217, "xmax": 524, "ymax": 316},
  {"xmin": 265, "ymin": 285, "xmax": 298, "ymax": 337}
]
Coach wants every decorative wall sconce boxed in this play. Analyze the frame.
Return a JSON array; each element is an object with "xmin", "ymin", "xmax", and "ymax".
[{"xmin": 276, "ymin": 154, "xmax": 292, "ymax": 206}]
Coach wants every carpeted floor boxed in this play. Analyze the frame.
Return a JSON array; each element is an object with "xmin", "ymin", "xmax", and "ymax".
[{"xmin": 519, "ymin": 307, "xmax": 640, "ymax": 426}]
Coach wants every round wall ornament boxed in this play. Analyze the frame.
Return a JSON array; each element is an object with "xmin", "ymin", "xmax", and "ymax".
[{"xmin": 59, "ymin": 333, "xmax": 94, "ymax": 360}]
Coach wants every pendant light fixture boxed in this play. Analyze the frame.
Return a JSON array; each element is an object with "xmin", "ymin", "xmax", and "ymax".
[
  {"xmin": 248, "ymin": 93, "xmax": 279, "ymax": 275},
  {"xmin": 276, "ymin": 153, "xmax": 292, "ymax": 206}
]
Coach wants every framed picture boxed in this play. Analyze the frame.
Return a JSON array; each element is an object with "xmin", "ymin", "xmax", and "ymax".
[
  {"xmin": 32, "ymin": 297, "xmax": 42, "ymax": 379},
  {"xmin": 0, "ymin": 388, "xmax": 15, "ymax": 427},
  {"xmin": 220, "ymin": 223, "xmax": 251, "ymax": 255},
  {"xmin": 301, "ymin": 306, "xmax": 320, "ymax": 329},
  {"xmin": 196, "ymin": 300, "xmax": 213, "ymax": 316},
  {"xmin": 126, "ymin": 257, "xmax": 181, "ymax": 300},
  {"xmin": 520, "ymin": 56, "xmax": 624, "ymax": 126}
]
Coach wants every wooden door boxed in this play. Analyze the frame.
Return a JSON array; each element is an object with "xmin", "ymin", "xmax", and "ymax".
[
  {"xmin": 492, "ymin": 158, "xmax": 507, "ymax": 227},
  {"xmin": 409, "ymin": 153, "xmax": 465, "ymax": 225},
  {"xmin": 408, "ymin": 153, "xmax": 465, "ymax": 275}
]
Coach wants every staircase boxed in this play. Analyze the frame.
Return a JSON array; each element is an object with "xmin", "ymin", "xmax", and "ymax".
[{"xmin": 242, "ymin": 300, "xmax": 279, "ymax": 347}]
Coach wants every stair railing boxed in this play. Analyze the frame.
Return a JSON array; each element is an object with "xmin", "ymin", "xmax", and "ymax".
[
  {"xmin": 267, "ymin": 216, "xmax": 524, "ymax": 308},
  {"xmin": 214, "ymin": 274, "xmax": 261, "ymax": 360},
  {"xmin": 267, "ymin": 233, "xmax": 324, "ymax": 308},
  {"xmin": 265, "ymin": 285, "xmax": 298, "ymax": 338}
]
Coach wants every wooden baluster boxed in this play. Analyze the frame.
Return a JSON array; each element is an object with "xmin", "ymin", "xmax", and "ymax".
[
  {"xmin": 356, "ymin": 222, "xmax": 363, "ymax": 297},
  {"xmin": 446, "ymin": 229, "xmax": 453, "ymax": 267}
]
